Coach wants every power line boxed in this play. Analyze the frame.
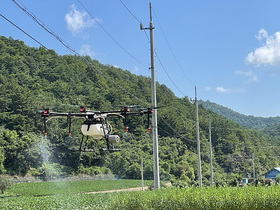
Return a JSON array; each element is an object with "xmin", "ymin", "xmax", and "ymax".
[
  {"xmin": 118, "ymin": 1, "xmax": 197, "ymax": 119},
  {"xmin": 152, "ymin": 7, "xmax": 196, "ymax": 87},
  {"xmin": 12, "ymin": 0, "xmax": 78, "ymax": 55},
  {"xmin": 12, "ymin": 0, "xmax": 193, "ymax": 141},
  {"xmin": 76, "ymin": 0, "xmax": 148, "ymax": 68},
  {"xmin": 155, "ymin": 50, "xmax": 186, "ymax": 97},
  {"xmin": 119, "ymin": 0, "xmax": 150, "ymax": 41},
  {"xmin": 11, "ymin": 0, "xmax": 149, "ymax": 108},
  {"xmin": 0, "ymin": 13, "xmax": 47, "ymax": 49},
  {"xmin": 118, "ymin": 0, "xmax": 196, "ymax": 136},
  {"xmin": 119, "ymin": 0, "xmax": 142, "ymax": 24},
  {"xmin": 119, "ymin": 0, "xmax": 189, "ymax": 98},
  {"xmin": 159, "ymin": 116, "xmax": 198, "ymax": 143}
]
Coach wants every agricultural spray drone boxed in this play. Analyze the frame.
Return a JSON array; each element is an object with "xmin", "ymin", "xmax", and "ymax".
[{"xmin": 40, "ymin": 106, "xmax": 154, "ymax": 152}]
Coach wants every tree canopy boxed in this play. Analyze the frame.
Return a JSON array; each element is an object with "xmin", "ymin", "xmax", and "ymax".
[{"xmin": 0, "ymin": 36, "xmax": 280, "ymax": 186}]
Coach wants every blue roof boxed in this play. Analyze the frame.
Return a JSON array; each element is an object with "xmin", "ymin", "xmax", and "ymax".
[
  {"xmin": 275, "ymin": 168, "xmax": 280, "ymax": 172},
  {"xmin": 265, "ymin": 167, "xmax": 280, "ymax": 179}
]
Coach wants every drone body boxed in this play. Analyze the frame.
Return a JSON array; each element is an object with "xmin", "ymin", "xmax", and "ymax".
[{"xmin": 40, "ymin": 106, "xmax": 153, "ymax": 152}]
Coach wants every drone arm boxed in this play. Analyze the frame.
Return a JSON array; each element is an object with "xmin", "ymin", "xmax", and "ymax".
[
  {"xmin": 67, "ymin": 116, "xmax": 72, "ymax": 136},
  {"xmin": 42, "ymin": 116, "xmax": 47, "ymax": 135}
]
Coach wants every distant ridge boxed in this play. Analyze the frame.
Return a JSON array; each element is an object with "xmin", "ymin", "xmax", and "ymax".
[{"xmin": 199, "ymin": 100, "xmax": 280, "ymax": 129}]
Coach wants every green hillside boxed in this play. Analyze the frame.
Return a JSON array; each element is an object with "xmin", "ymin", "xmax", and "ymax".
[
  {"xmin": 199, "ymin": 100, "xmax": 280, "ymax": 129},
  {"xmin": 0, "ymin": 36, "xmax": 280, "ymax": 186}
]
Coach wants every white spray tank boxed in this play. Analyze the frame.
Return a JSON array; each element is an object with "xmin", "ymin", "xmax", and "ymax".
[{"xmin": 81, "ymin": 123, "xmax": 108, "ymax": 140}]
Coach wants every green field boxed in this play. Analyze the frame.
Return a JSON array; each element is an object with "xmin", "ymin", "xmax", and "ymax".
[
  {"xmin": 7, "ymin": 179, "xmax": 153, "ymax": 196},
  {"xmin": 2, "ymin": 180, "xmax": 280, "ymax": 209}
]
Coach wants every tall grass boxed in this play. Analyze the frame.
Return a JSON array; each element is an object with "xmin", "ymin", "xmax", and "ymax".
[
  {"xmin": 3, "ymin": 180, "xmax": 280, "ymax": 209},
  {"xmin": 7, "ymin": 179, "xmax": 153, "ymax": 196},
  {"xmin": 109, "ymin": 186, "xmax": 280, "ymax": 210}
]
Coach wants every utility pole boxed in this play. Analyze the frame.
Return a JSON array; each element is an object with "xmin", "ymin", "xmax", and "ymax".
[
  {"xmin": 252, "ymin": 153, "xmax": 255, "ymax": 182},
  {"xmin": 209, "ymin": 121, "xmax": 214, "ymax": 186},
  {"xmin": 140, "ymin": 2, "xmax": 160, "ymax": 189},
  {"xmin": 141, "ymin": 157, "xmax": 144, "ymax": 191},
  {"xmin": 195, "ymin": 87, "xmax": 202, "ymax": 187}
]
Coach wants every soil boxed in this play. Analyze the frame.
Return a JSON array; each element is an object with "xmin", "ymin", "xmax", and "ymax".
[{"xmin": 86, "ymin": 182, "xmax": 172, "ymax": 194}]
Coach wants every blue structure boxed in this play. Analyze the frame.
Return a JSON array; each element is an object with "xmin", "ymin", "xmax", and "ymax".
[{"xmin": 264, "ymin": 167, "xmax": 280, "ymax": 180}]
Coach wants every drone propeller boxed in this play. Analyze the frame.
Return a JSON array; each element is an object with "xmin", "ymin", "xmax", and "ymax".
[{"xmin": 115, "ymin": 105, "xmax": 140, "ymax": 108}]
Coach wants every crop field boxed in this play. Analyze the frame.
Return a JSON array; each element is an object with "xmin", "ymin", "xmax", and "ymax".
[
  {"xmin": 0, "ymin": 179, "xmax": 152, "ymax": 209},
  {"xmin": 112, "ymin": 186, "xmax": 280, "ymax": 210},
  {"xmin": 1, "ymin": 180, "xmax": 280, "ymax": 209}
]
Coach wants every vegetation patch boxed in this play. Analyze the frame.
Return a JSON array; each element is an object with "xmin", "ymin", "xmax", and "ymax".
[
  {"xmin": 7, "ymin": 179, "xmax": 153, "ymax": 196},
  {"xmin": 110, "ymin": 186, "xmax": 280, "ymax": 210}
]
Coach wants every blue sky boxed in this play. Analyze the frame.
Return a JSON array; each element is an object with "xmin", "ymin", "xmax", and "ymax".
[{"xmin": 1, "ymin": 0, "xmax": 280, "ymax": 117}]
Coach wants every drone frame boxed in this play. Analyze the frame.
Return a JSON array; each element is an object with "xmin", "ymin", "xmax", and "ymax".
[{"xmin": 40, "ymin": 106, "xmax": 154, "ymax": 153}]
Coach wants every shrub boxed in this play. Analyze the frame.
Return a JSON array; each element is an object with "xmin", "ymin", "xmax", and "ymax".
[{"xmin": 0, "ymin": 175, "xmax": 13, "ymax": 194}]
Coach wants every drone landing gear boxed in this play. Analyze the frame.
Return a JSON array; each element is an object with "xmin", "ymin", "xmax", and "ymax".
[{"xmin": 70, "ymin": 135, "xmax": 121, "ymax": 153}]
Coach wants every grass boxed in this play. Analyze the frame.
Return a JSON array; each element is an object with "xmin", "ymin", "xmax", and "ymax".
[
  {"xmin": 2, "ymin": 180, "xmax": 280, "ymax": 209},
  {"xmin": 1, "ymin": 179, "xmax": 152, "ymax": 209},
  {"xmin": 0, "ymin": 193, "xmax": 116, "ymax": 209},
  {"xmin": 7, "ymin": 179, "xmax": 153, "ymax": 196},
  {"xmin": 110, "ymin": 186, "xmax": 280, "ymax": 210}
]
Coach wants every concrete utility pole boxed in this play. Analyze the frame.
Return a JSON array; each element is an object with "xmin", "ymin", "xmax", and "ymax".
[
  {"xmin": 195, "ymin": 87, "xmax": 202, "ymax": 187},
  {"xmin": 141, "ymin": 157, "xmax": 144, "ymax": 190},
  {"xmin": 209, "ymin": 121, "xmax": 214, "ymax": 186},
  {"xmin": 252, "ymin": 153, "xmax": 255, "ymax": 182},
  {"xmin": 140, "ymin": 2, "xmax": 160, "ymax": 189}
]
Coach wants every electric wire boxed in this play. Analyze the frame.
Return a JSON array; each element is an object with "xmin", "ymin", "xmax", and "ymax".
[
  {"xmin": 118, "ymin": 0, "xmax": 201, "ymax": 137},
  {"xmin": 12, "ymin": 0, "xmax": 197, "ymax": 142},
  {"xmin": 159, "ymin": 116, "xmax": 198, "ymax": 143},
  {"xmin": 152, "ymin": 7, "xmax": 196, "ymax": 87},
  {"xmin": 0, "ymin": 13, "xmax": 48, "ymax": 49},
  {"xmin": 176, "ymin": 109, "xmax": 196, "ymax": 124},
  {"xmin": 11, "ymin": 0, "xmax": 149, "ymax": 108},
  {"xmin": 7, "ymin": 1, "xmax": 279, "ymax": 170},
  {"xmin": 76, "ymin": 0, "xmax": 148, "ymax": 68},
  {"xmin": 119, "ymin": 0, "xmax": 150, "ymax": 41},
  {"xmin": 119, "ymin": 0, "xmax": 142, "ymax": 24},
  {"xmin": 12, "ymin": 0, "xmax": 78, "ymax": 55},
  {"xmin": 154, "ymin": 50, "xmax": 186, "ymax": 97},
  {"xmin": 119, "ymin": 0, "xmax": 188, "ymax": 98}
]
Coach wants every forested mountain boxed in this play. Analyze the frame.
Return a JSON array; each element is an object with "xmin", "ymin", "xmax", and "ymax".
[
  {"xmin": 1, "ymin": 36, "xmax": 280, "ymax": 186},
  {"xmin": 199, "ymin": 100, "xmax": 280, "ymax": 129}
]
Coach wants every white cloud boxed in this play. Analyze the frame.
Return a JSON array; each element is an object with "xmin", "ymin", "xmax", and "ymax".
[
  {"xmin": 255, "ymin": 28, "xmax": 268, "ymax": 41},
  {"xmin": 246, "ymin": 28, "xmax": 280, "ymax": 66},
  {"xmin": 216, "ymin": 86, "xmax": 230, "ymax": 93},
  {"xmin": 80, "ymin": 44, "xmax": 95, "ymax": 57},
  {"xmin": 215, "ymin": 86, "xmax": 244, "ymax": 93},
  {"xmin": 65, "ymin": 4, "xmax": 95, "ymax": 34},
  {"xmin": 235, "ymin": 70, "xmax": 259, "ymax": 82}
]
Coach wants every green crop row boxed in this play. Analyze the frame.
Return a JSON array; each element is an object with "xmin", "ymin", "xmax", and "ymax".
[
  {"xmin": 110, "ymin": 186, "xmax": 280, "ymax": 209},
  {"xmin": 2, "ymin": 181, "xmax": 280, "ymax": 209},
  {"xmin": 0, "ymin": 193, "xmax": 116, "ymax": 210},
  {"xmin": 7, "ymin": 179, "xmax": 153, "ymax": 196}
]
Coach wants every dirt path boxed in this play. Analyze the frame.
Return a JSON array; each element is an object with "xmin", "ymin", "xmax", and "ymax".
[
  {"xmin": 86, "ymin": 186, "xmax": 149, "ymax": 194},
  {"xmin": 86, "ymin": 182, "xmax": 172, "ymax": 194}
]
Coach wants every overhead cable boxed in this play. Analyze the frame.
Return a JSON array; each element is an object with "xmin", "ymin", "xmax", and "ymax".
[
  {"xmin": 12, "ymin": 0, "xmax": 78, "ymax": 55},
  {"xmin": 118, "ymin": 0, "xmax": 200, "ymax": 135},
  {"xmin": 152, "ymin": 7, "xmax": 196, "ymax": 87},
  {"xmin": 119, "ymin": 0, "xmax": 142, "ymax": 24},
  {"xmin": 155, "ymin": 50, "xmax": 186, "ymax": 97},
  {"xmin": 76, "ymin": 0, "xmax": 148, "ymax": 68},
  {"xmin": 0, "ymin": 13, "xmax": 47, "ymax": 49},
  {"xmin": 13, "ymin": 0, "xmax": 196, "ymax": 139},
  {"xmin": 12, "ymin": 0, "xmax": 149, "ymax": 107}
]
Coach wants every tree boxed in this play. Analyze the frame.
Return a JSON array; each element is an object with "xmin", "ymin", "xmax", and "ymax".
[{"xmin": 0, "ymin": 175, "xmax": 13, "ymax": 194}]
